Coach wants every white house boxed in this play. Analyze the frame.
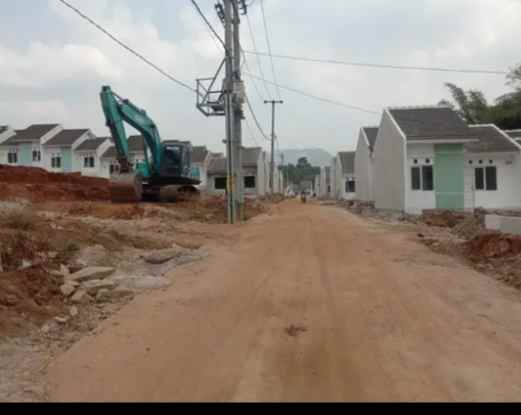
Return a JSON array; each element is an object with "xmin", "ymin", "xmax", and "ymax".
[
  {"xmin": 355, "ymin": 126, "xmax": 379, "ymax": 202},
  {"xmin": 207, "ymin": 147, "xmax": 268, "ymax": 197},
  {"xmin": 190, "ymin": 146, "xmax": 211, "ymax": 190},
  {"xmin": 330, "ymin": 156, "xmax": 337, "ymax": 199},
  {"xmin": 42, "ymin": 129, "xmax": 93, "ymax": 173},
  {"xmin": 373, "ymin": 106, "xmax": 521, "ymax": 214},
  {"xmin": 334, "ymin": 151, "xmax": 356, "ymax": 200},
  {"xmin": 317, "ymin": 166, "xmax": 332, "ymax": 199},
  {"xmin": 0, "ymin": 126, "xmax": 15, "ymax": 145},
  {"xmin": 0, "ymin": 124, "xmax": 62, "ymax": 168},
  {"xmin": 99, "ymin": 135, "xmax": 146, "ymax": 179},
  {"xmin": 73, "ymin": 137, "xmax": 112, "ymax": 177}
]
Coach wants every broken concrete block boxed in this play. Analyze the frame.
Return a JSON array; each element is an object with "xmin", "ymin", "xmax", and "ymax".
[
  {"xmin": 485, "ymin": 215, "xmax": 502, "ymax": 231},
  {"xmin": 60, "ymin": 283, "xmax": 77, "ymax": 297},
  {"xmin": 131, "ymin": 276, "xmax": 172, "ymax": 290},
  {"xmin": 70, "ymin": 289, "xmax": 91, "ymax": 304},
  {"xmin": 19, "ymin": 260, "xmax": 32, "ymax": 270},
  {"xmin": 144, "ymin": 249, "xmax": 183, "ymax": 265},
  {"xmin": 69, "ymin": 306, "xmax": 78, "ymax": 317},
  {"xmin": 111, "ymin": 287, "xmax": 135, "ymax": 300},
  {"xmin": 82, "ymin": 279, "xmax": 116, "ymax": 295},
  {"xmin": 60, "ymin": 264, "xmax": 70, "ymax": 276},
  {"xmin": 96, "ymin": 289, "xmax": 111, "ymax": 303},
  {"xmin": 68, "ymin": 267, "xmax": 116, "ymax": 283},
  {"xmin": 54, "ymin": 316, "xmax": 69, "ymax": 324}
]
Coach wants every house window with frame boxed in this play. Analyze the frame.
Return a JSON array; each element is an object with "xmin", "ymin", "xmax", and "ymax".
[
  {"xmin": 345, "ymin": 179, "xmax": 356, "ymax": 193},
  {"xmin": 7, "ymin": 148, "xmax": 18, "ymax": 164},
  {"xmin": 215, "ymin": 177, "xmax": 227, "ymax": 190},
  {"xmin": 32, "ymin": 149, "xmax": 41, "ymax": 162},
  {"xmin": 109, "ymin": 163, "xmax": 120, "ymax": 175},
  {"xmin": 475, "ymin": 166, "xmax": 497, "ymax": 191},
  {"xmin": 84, "ymin": 155, "xmax": 95, "ymax": 168},
  {"xmin": 411, "ymin": 165, "xmax": 434, "ymax": 191},
  {"xmin": 244, "ymin": 176, "xmax": 256, "ymax": 189},
  {"xmin": 51, "ymin": 154, "xmax": 62, "ymax": 169}
]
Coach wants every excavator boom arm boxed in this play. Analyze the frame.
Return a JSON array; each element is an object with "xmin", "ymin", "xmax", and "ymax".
[{"xmin": 100, "ymin": 86, "xmax": 163, "ymax": 175}]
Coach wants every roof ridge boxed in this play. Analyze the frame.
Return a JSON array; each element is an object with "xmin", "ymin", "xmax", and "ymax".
[{"xmin": 387, "ymin": 105, "xmax": 452, "ymax": 111}]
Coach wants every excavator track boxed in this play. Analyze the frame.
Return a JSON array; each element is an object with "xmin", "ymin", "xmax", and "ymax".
[{"xmin": 110, "ymin": 173, "xmax": 143, "ymax": 204}]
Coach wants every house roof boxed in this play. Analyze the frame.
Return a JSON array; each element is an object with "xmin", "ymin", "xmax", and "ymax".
[
  {"xmin": 45, "ymin": 129, "xmax": 89, "ymax": 146},
  {"xmin": 338, "ymin": 151, "xmax": 355, "ymax": 175},
  {"xmin": 242, "ymin": 147, "xmax": 262, "ymax": 167},
  {"xmin": 0, "ymin": 126, "xmax": 8, "ymax": 134},
  {"xmin": 388, "ymin": 107, "xmax": 476, "ymax": 141},
  {"xmin": 4, "ymin": 124, "xmax": 60, "ymax": 144},
  {"xmin": 466, "ymin": 125, "xmax": 520, "ymax": 153},
  {"xmin": 504, "ymin": 129, "xmax": 521, "ymax": 139},
  {"xmin": 362, "ymin": 127, "xmax": 379, "ymax": 151},
  {"xmin": 208, "ymin": 148, "xmax": 263, "ymax": 175},
  {"xmin": 192, "ymin": 146, "xmax": 209, "ymax": 164},
  {"xmin": 76, "ymin": 137, "xmax": 108, "ymax": 151},
  {"xmin": 101, "ymin": 135, "xmax": 146, "ymax": 159},
  {"xmin": 207, "ymin": 157, "xmax": 227, "ymax": 175}
]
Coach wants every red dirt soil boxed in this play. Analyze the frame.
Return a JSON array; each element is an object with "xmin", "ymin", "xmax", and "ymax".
[{"xmin": 0, "ymin": 165, "xmax": 109, "ymax": 203}]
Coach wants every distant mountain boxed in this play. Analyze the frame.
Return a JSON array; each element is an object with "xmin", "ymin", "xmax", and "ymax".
[{"xmin": 276, "ymin": 148, "xmax": 333, "ymax": 167}]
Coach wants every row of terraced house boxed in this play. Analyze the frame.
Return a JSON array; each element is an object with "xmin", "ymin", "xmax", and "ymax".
[
  {"xmin": 0, "ymin": 123, "xmax": 283, "ymax": 198},
  {"xmin": 316, "ymin": 105, "xmax": 521, "ymax": 214}
]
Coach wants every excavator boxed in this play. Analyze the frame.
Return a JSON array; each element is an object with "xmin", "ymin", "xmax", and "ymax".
[{"xmin": 100, "ymin": 86, "xmax": 200, "ymax": 203}]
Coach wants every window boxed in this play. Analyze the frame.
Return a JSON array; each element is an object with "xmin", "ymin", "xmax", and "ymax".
[
  {"xmin": 422, "ymin": 166, "xmax": 434, "ymax": 191},
  {"xmin": 215, "ymin": 177, "xmax": 227, "ymax": 190},
  {"xmin": 110, "ymin": 163, "xmax": 120, "ymax": 175},
  {"xmin": 7, "ymin": 148, "xmax": 18, "ymax": 164},
  {"xmin": 475, "ymin": 167, "xmax": 497, "ymax": 191},
  {"xmin": 84, "ymin": 155, "xmax": 95, "ymax": 168},
  {"xmin": 411, "ymin": 166, "xmax": 434, "ymax": 191},
  {"xmin": 51, "ymin": 154, "xmax": 62, "ymax": 169},
  {"xmin": 32, "ymin": 150, "xmax": 41, "ymax": 162},
  {"xmin": 191, "ymin": 166, "xmax": 201, "ymax": 179},
  {"xmin": 411, "ymin": 167, "xmax": 421, "ymax": 190},
  {"xmin": 244, "ymin": 176, "xmax": 256, "ymax": 189},
  {"xmin": 346, "ymin": 179, "xmax": 356, "ymax": 193}
]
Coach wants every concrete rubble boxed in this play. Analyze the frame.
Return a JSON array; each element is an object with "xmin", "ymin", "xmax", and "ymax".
[{"xmin": 68, "ymin": 267, "xmax": 116, "ymax": 283}]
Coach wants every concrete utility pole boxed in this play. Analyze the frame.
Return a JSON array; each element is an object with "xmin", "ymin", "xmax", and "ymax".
[
  {"xmin": 223, "ymin": 0, "xmax": 236, "ymax": 223},
  {"xmin": 265, "ymin": 100, "xmax": 283, "ymax": 194}
]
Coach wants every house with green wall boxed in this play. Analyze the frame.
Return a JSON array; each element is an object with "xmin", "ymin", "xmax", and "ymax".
[
  {"xmin": 371, "ymin": 106, "xmax": 521, "ymax": 214},
  {"xmin": 42, "ymin": 129, "xmax": 93, "ymax": 173},
  {"xmin": 0, "ymin": 124, "xmax": 62, "ymax": 168}
]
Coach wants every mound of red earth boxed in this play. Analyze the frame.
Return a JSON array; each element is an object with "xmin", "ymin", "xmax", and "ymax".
[
  {"xmin": 465, "ymin": 233, "xmax": 521, "ymax": 259},
  {"xmin": 0, "ymin": 165, "xmax": 109, "ymax": 203},
  {"xmin": 422, "ymin": 209, "xmax": 467, "ymax": 228}
]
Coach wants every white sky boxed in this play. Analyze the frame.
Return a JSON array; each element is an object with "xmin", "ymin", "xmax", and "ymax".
[{"xmin": 1, "ymin": 0, "xmax": 520, "ymax": 155}]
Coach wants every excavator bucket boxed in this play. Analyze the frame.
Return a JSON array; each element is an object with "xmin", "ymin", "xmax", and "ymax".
[{"xmin": 110, "ymin": 173, "xmax": 143, "ymax": 204}]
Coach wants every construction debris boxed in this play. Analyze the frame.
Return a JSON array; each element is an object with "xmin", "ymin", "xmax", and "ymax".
[{"xmin": 68, "ymin": 267, "xmax": 116, "ymax": 283}]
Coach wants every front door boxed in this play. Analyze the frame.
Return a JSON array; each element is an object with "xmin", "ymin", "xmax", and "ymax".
[{"xmin": 434, "ymin": 144, "xmax": 465, "ymax": 210}]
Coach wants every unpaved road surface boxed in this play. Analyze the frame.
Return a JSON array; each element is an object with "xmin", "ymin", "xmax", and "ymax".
[{"xmin": 48, "ymin": 201, "xmax": 521, "ymax": 401}]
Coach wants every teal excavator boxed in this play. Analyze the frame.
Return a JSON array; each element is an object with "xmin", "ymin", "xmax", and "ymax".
[{"xmin": 100, "ymin": 86, "xmax": 200, "ymax": 203}]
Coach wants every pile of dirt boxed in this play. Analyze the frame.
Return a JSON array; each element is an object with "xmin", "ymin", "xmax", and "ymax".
[
  {"xmin": 0, "ymin": 165, "xmax": 109, "ymax": 203},
  {"xmin": 421, "ymin": 209, "xmax": 466, "ymax": 228},
  {"xmin": 464, "ymin": 233, "xmax": 521, "ymax": 259},
  {"xmin": 65, "ymin": 202, "xmax": 145, "ymax": 220},
  {"xmin": 452, "ymin": 215, "xmax": 483, "ymax": 240}
]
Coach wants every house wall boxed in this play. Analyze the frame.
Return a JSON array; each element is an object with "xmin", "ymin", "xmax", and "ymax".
[
  {"xmin": 405, "ymin": 143, "xmax": 436, "ymax": 214},
  {"xmin": 355, "ymin": 130, "xmax": 374, "ymax": 202},
  {"xmin": 374, "ymin": 110, "xmax": 406, "ymax": 211},
  {"xmin": 207, "ymin": 174, "xmax": 227, "ymax": 195},
  {"xmin": 465, "ymin": 152, "xmax": 521, "ymax": 210},
  {"xmin": 19, "ymin": 143, "xmax": 32, "ymax": 166},
  {"xmin": 330, "ymin": 158, "xmax": 337, "ymax": 199},
  {"xmin": 257, "ymin": 152, "xmax": 267, "ymax": 196}
]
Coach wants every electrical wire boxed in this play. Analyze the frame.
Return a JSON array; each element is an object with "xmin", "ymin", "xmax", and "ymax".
[
  {"xmin": 245, "ymin": 13, "xmax": 272, "ymax": 100},
  {"xmin": 57, "ymin": 0, "xmax": 197, "ymax": 94},
  {"xmin": 190, "ymin": 0, "xmax": 226, "ymax": 49},
  {"xmin": 244, "ymin": 71, "xmax": 380, "ymax": 115},
  {"xmin": 243, "ymin": 50, "xmax": 508, "ymax": 75},
  {"xmin": 259, "ymin": 0, "xmax": 282, "ymax": 99},
  {"xmin": 244, "ymin": 117, "xmax": 260, "ymax": 146},
  {"xmin": 245, "ymin": 94, "xmax": 271, "ymax": 141}
]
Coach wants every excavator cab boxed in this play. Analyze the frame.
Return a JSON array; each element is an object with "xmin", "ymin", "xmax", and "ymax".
[{"xmin": 159, "ymin": 141, "xmax": 191, "ymax": 179}]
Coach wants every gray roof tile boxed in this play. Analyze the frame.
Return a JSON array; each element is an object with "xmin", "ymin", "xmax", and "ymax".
[
  {"xmin": 192, "ymin": 146, "xmax": 209, "ymax": 163},
  {"xmin": 389, "ymin": 107, "xmax": 476, "ymax": 141},
  {"xmin": 362, "ymin": 127, "xmax": 379, "ymax": 151},
  {"xmin": 101, "ymin": 135, "xmax": 145, "ymax": 159},
  {"xmin": 5, "ymin": 124, "xmax": 60, "ymax": 144},
  {"xmin": 467, "ymin": 125, "xmax": 520, "ymax": 153},
  {"xmin": 76, "ymin": 137, "xmax": 108, "ymax": 151},
  {"xmin": 338, "ymin": 152, "xmax": 355, "ymax": 175},
  {"xmin": 45, "ymin": 129, "xmax": 89, "ymax": 146}
]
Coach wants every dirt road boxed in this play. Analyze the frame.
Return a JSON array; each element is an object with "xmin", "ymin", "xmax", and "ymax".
[{"xmin": 47, "ymin": 201, "xmax": 521, "ymax": 402}]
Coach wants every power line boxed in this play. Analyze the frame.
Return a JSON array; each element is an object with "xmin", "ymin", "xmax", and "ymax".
[
  {"xmin": 259, "ymin": 0, "xmax": 282, "ymax": 99},
  {"xmin": 244, "ymin": 117, "xmax": 260, "ymax": 146},
  {"xmin": 243, "ymin": 50, "xmax": 508, "ymax": 75},
  {"xmin": 244, "ymin": 71, "xmax": 380, "ymax": 115},
  {"xmin": 245, "ymin": 13, "xmax": 272, "ymax": 100},
  {"xmin": 245, "ymin": 94, "xmax": 271, "ymax": 141},
  {"xmin": 57, "ymin": 0, "xmax": 197, "ymax": 93},
  {"xmin": 190, "ymin": 0, "xmax": 225, "ymax": 49}
]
